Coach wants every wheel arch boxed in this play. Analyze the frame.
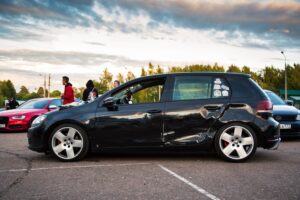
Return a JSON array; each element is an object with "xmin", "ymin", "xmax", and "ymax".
[
  {"xmin": 43, "ymin": 119, "xmax": 88, "ymax": 151},
  {"xmin": 213, "ymin": 121, "xmax": 263, "ymax": 147}
]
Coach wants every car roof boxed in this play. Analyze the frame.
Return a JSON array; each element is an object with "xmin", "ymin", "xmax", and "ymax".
[{"xmin": 134, "ymin": 72, "xmax": 251, "ymax": 80}]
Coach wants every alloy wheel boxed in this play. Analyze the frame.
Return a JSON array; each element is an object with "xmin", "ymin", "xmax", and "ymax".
[
  {"xmin": 51, "ymin": 127, "xmax": 84, "ymax": 160},
  {"xmin": 219, "ymin": 125, "xmax": 255, "ymax": 160}
]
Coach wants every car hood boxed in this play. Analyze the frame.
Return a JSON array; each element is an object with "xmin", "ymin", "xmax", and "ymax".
[
  {"xmin": 273, "ymin": 105, "xmax": 300, "ymax": 115},
  {"xmin": 0, "ymin": 109, "xmax": 45, "ymax": 116}
]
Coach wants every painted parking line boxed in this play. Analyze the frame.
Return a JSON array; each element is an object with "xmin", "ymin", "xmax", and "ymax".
[
  {"xmin": 158, "ymin": 164, "xmax": 220, "ymax": 200},
  {"xmin": 0, "ymin": 162, "xmax": 151, "ymax": 173}
]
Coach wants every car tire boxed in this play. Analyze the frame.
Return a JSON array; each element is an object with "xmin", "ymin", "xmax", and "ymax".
[
  {"xmin": 214, "ymin": 123, "xmax": 257, "ymax": 162},
  {"xmin": 49, "ymin": 123, "xmax": 89, "ymax": 161}
]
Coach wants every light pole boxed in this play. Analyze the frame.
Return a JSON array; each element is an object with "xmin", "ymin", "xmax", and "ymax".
[
  {"xmin": 39, "ymin": 74, "xmax": 46, "ymax": 97},
  {"xmin": 281, "ymin": 51, "xmax": 287, "ymax": 100}
]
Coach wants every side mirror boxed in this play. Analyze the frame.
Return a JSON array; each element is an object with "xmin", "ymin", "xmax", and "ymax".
[
  {"xmin": 48, "ymin": 105, "xmax": 58, "ymax": 110},
  {"xmin": 103, "ymin": 97, "xmax": 114, "ymax": 107},
  {"xmin": 102, "ymin": 97, "xmax": 118, "ymax": 111},
  {"xmin": 286, "ymin": 100, "xmax": 294, "ymax": 106}
]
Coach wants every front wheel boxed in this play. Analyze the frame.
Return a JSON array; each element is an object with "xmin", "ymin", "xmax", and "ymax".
[
  {"xmin": 215, "ymin": 123, "xmax": 257, "ymax": 162},
  {"xmin": 49, "ymin": 124, "xmax": 89, "ymax": 161}
]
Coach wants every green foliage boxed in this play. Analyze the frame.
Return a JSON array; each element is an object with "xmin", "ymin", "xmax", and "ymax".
[
  {"xmin": 74, "ymin": 87, "xmax": 85, "ymax": 99},
  {"xmin": 17, "ymin": 86, "xmax": 30, "ymax": 100},
  {"xmin": 50, "ymin": 90, "xmax": 61, "ymax": 97},
  {"xmin": 94, "ymin": 68, "xmax": 113, "ymax": 94},
  {"xmin": 37, "ymin": 87, "xmax": 45, "ymax": 97},
  {"xmin": 227, "ymin": 65, "xmax": 241, "ymax": 73},
  {"xmin": 116, "ymin": 73, "xmax": 125, "ymax": 84},
  {"xmin": 126, "ymin": 71, "xmax": 135, "ymax": 81}
]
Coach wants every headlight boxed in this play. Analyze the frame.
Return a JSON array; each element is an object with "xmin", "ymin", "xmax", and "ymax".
[
  {"xmin": 11, "ymin": 115, "xmax": 26, "ymax": 120},
  {"xmin": 296, "ymin": 114, "xmax": 300, "ymax": 121},
  {"xmin": 31, "ymin": 115, "xmax": 47, "ymax": 127}
]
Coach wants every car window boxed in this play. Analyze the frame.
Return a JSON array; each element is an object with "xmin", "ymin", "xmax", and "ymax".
[
  {"xmin": 172, "ymin": 76, "xmax": 212, "ymax": 101},
  {"xmin": 112, "ymin": 78, "xmax": 165, "ymax": 104},
  {"xmin": 212, "ymin": 78, "xmax": 230, "ymax": 98},
  {"xmin": 49, "ymin": 99, "xmax": 62, "ymax": 107},
  {"xmin": 266, "ymin": 91, "xmax": 285, "ymax": 105},
  {"xmin": 19, "ymin": 100, "xmax": 49, "ymax": 109}
]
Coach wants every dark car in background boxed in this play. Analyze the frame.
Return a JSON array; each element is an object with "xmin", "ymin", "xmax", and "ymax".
[
  {"xmin": 265, "ymin": 90, "xmax": 300, "ymax": 138},
  {"xmin": 0, "ymin": 98, "xmax": 61, "ymax": 132},
  {"xmin": 28, "ymin": 73, "xmax": 280, "ymax": 162}
]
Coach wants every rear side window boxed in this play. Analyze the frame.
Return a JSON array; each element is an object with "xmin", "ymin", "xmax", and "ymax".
[
  {"xmin": 227, "ymin": 76, "xmax": 261, "ymax": 99},
  {"xmin": 172, "ymin": 76, "xmax": 212, "ymax": 101},
  {"xmin": 171, "ymin": 76, "xmax": 231, "ymax": 101}
]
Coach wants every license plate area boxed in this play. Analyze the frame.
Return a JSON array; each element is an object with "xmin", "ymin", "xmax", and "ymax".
[
  {"xmin": 280, "ymin": 124, "xmax": 291, "ymax": 129},
  {"xmin": 0, "ymin": 124, "xmax": 6, "ymax": 128}
]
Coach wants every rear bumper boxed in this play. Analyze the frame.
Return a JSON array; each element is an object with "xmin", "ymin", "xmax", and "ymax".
[
  {"xmin": 266, "ymin": 138, "xmax": 281, "ymax": 150},
  {"xmin": 255, "ymin": 117, "xmax": 281, "ymax": 150}
]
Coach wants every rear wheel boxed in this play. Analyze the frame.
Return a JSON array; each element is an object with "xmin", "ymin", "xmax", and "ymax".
[
  {"xmin": 49, "ymin": 124, "xmax": 89, "ymax": 161},
  {"xmin": 215, "ymin": 123, "xmax": 257, "ymax": 162}
]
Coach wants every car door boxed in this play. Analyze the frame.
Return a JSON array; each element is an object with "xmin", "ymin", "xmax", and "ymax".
[
  {"xmin": 94, "ymin": 77, "xmax": 168, "ymax": 147},
  {"xmin": 163, "ymin": 75, "xmax": 231, "ymax": 146}
]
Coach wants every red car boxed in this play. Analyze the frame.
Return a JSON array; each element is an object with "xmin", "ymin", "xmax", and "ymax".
[{"xmin": 0, "ymin": 98, "xmax": 62, "ymax": 132}]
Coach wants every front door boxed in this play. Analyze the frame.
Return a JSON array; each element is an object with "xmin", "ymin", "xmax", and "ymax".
[
  {"xmin": 163, "ymin": 75, "xmax": 231, "ymax": 146},
  {"xmin": 94, "ymin": 77, "xmax": 167, "ymax": 147}
]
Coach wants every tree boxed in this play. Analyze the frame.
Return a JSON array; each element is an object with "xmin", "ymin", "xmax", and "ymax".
[
  {"xmin": 140, "ymin": 67, "xmax": 147, "ymax": 77},
  {"xmin": 148, "ymin": 62, "xmax": 155, "ymax": 75},
  {"xmin": 17, "ymin": 86, "xmax": 30, "ymax": 100},
  {"xmin": 156, "ymin": 65, "xmax": 164, "ymax": 74},
  {"xmin": 6, "ymin": 80, "xmax": 16, "ymax": 98},
  {"xmin": 26, "ymin": 92, "xmax": 40, "ymax": 99},
  {"xmin": 50, "ymin": 90, "xmax": 61, "ymax": 97},
  {"xmin": 116, "ymin": 73, "xmax": 125, "ymax": 84},
  {"xmin": 126, "ymin": 71, "xmax": 135, "ymax": 82},
  {"xmin": 37, "ymin": 87, "xmax": 45, "ymax": 97},
  {"xmin": 94, "ymin": 68, "xmax": 113, "ymax": 94},
  {"xmin": 73, "ymin": 87, "xmax": 85, "ymax": 99},
  {"xmin": 227, "ymin": 65, "xmax": 241, "ymax": 73}
]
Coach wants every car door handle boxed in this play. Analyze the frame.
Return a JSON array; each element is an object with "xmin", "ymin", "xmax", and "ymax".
[
  {"xmin": 146, "ymin": 109, "xmax": 162, "ymax": 114},
  {"xmin": 204, "ymin": 106, "xmax": 222, "ymax": 111}
]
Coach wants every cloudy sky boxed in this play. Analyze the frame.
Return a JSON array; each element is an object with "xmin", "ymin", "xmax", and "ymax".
[{"xmin": 0, "ymin": 0, "xmax": 300, "ymax": 92}]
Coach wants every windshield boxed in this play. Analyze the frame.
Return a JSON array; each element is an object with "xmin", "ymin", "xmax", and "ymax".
[
  {"xmin": 18, "ymin": 99, "xmax": 50, "ymax": 109},
  {"xmin": 266, "ymin": 91, "xmax": 286, "ymax": 105}
]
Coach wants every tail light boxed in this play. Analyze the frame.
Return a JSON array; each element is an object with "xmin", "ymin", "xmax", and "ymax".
[{"xmin": 256, "ymin": 100, "xmax": 273, "ymax": 113}]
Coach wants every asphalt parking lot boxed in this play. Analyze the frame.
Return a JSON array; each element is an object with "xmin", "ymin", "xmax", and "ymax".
[{"xmin": 0, "ymin": 132, "xmax": 299, "ymax": 200}]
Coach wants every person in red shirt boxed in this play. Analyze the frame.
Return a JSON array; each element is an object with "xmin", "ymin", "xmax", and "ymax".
[{"xmin": 61, "ymin": 76, "xmax": 74, "ymax": 105}]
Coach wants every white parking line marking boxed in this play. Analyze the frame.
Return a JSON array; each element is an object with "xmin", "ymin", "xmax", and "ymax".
[
  {"xmin": 158, "ymin": 164, "xmax": 220, "ymax": 200},
  {"xmin": 0, "ymin": 162, "xmax": 150, "ymax": 173}
]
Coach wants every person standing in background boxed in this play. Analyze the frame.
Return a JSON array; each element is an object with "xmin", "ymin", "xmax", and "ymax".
[
  {"xmin": 82, "ymin": 80, "xmax": 99, "ymax": 102},
  {"xmin": 61, "ymin": 76, "xmax": 74, "ymax": 105},
  {"xmin": 7, "ymin": 97, "xmax": 19, "ymax": 110},
  {"xmin": 114, "ymin": 80, "xmax": 120, "ymax": 88}
]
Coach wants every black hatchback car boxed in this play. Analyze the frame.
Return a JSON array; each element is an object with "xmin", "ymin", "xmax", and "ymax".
[{"xmin": 28, "ymin": 73, "xmax": 280, "ymax": 162}]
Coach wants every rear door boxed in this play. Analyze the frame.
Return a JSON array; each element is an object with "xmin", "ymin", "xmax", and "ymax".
[{"xmin": 163, "ymin": 75, "xmax": 231, "ymax": 146}]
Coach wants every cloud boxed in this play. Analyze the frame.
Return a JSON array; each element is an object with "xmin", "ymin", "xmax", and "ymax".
[
  {"xmin": 101, "ymin": 0, "xmax": 300, "ymax": 36},
  {"xmin": 1, "ymin": 0, "xmax": 299, "ymax": 48},
  {"xmin": 99, "ymin": 0, "xmax": 300, "ymax": 48},
  {"xmin": 0, "ymin": 49, "xmax": 148, "ymax": 68}
]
